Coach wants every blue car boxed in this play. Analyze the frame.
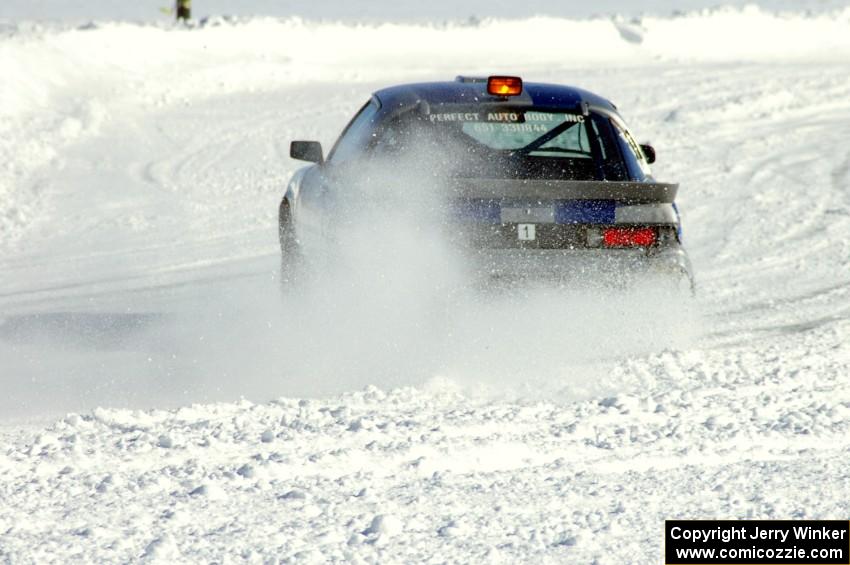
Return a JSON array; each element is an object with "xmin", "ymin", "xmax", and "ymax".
[{"xmin": 280, "ymin": 75, "xmax": 693, "ymax": 289}]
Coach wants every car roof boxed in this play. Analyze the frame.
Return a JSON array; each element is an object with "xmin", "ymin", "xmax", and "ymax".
[{"xmin": 373, "ymin": 78, "xmax": 618, "ymax": 114}]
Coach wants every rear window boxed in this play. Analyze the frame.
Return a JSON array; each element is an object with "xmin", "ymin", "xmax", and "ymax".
[
  {"xmin": 460, "ymin": 112, "xmax": 591, "ymax": 158},
  {"xmin": 373, "ymin": 108, "xmax": 630, "ymax": 181}
]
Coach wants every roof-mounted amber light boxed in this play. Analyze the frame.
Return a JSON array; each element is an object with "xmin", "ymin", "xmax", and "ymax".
[{"xmin": 487, "ymin": 76, "xmax": 522, "ymax": 96}]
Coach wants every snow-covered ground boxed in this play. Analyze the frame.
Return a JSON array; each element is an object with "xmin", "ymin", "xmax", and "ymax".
[{"xmin": 2, "ymin": 5, "xmax": 850, "ymax": 563}]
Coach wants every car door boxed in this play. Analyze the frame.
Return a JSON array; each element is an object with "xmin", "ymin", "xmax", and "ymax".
[{"xmin": 295, "ymin": 99, "xmax": 381, "ymax": 255}]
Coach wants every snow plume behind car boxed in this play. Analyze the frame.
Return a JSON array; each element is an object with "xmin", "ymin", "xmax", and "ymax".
[
  {"xmin": 243, "ymin": 143, "xmax": 701, "ymax": 402},
  {"xmin": 143, "ymin": 145, "xmax": 700, "ymax": 409},
  {"xmin": 0, "ymin": 124, "xmax": 697, "ymax": 423}
]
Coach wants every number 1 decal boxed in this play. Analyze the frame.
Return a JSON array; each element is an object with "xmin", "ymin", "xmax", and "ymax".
[{"xmin": 517, "ymin": 224, "xmax": 536, "ymax": 241}]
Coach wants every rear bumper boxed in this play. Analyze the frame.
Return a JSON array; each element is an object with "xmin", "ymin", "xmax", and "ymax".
[{"xmin": 463, "ymin": 245, "xmax": 694, "ymax": 288}]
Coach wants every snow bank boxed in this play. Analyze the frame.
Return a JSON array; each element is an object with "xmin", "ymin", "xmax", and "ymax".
[
  {"xmin": 3, "ymin": 7, "xmax": 850, "ymax": 97},
  {"xmin": 2, "ymin": 6, "xmax": 850, "ymax": 119}
]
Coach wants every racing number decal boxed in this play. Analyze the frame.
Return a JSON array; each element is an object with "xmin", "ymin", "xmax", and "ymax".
[{"xmin": 518, "ymin": 224, "xmax": 536, "ymax": 241}]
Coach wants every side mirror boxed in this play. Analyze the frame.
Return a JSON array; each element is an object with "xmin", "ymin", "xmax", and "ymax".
[
  {"xmin": 640, "ymin": 144, "xmax": 656, "ymax": 164},
  {"xmin": 290, "ymin": 141, "xmax": 324, "ymax": 164}
]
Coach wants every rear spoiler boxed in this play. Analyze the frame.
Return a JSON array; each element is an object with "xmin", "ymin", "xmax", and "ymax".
[{"xmin": 450, "ymin": 179, "xmax": 678, "ymax": 204}]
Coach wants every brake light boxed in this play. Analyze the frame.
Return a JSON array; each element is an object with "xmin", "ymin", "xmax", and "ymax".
[
  {"xmin": 602, "ymin": 227, "xmax": 657, "ymax": 247},
  {"xmin": 487, "ymin": 76, "xmax": 522, "ymax": 96}
]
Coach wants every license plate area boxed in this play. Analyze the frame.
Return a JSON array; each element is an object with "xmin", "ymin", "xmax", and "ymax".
[
  {"xmin": 451, "ymin": 221, "xmax": 588, "ymax": 249},
  {"xmin": 500, "ymin": 205, "xmax": 555, "ymax": 223},
  {"xmin": 463, "ymin": 224, "xmax": 587, "ymax": 248}
]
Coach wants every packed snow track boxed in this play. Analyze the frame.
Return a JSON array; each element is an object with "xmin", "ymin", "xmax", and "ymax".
[{"xmin": 2, "ymin": 8, "xmax": 850, "ymax": 563}]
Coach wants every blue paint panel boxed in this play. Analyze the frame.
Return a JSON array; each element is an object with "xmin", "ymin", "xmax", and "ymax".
[
  {"xmin": 555, "ymin": 200, "xmax": 616, "ymax": 224},
  {"xmin": 454, "ymin": 199, "xmax": 501, "ymax": 223}
]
